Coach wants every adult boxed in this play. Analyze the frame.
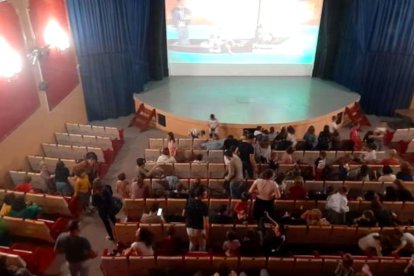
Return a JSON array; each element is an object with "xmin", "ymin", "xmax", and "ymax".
[
  {"xmin": 329, "ymin": 115, "xmax": 339, "ymax": 133},
  {"xmin": 224, "ymin": 150, "xmax": 244, "ymax": 199},
  {"xmin": 140, "ymin": 203, "xmax": 165, "ymax": 223},
  {"xmin": 74, "ymin": 152, "xmax": 99, "ymax": 184},
  {"xmin": 303, "ymin": 125, "xmax": 317, "ymax": 150},
  {"xmin": 15, "ymin": 176, "xmax": 34, "ymax": 193},
  {"xmin": 255, "ymin": 136, "xmax": 271, "ymax": 164},
  {"xmin": 300, "ymin": 208, "xmax": 330, "ymax": 226},
  {"xmin": 8, "ymin": 195, "xmax": 42, "ymax": 219},
  {"xmin": 263, "ymin": 212, "xmax": 286, "ymax": 256},
  {"xmin": 0, "ymin": 193, "xmax": 15, "ymax": 216},
  {"xmin": 381, "ymin": 150, "xmax": 400, "ymax": 166},
  {"xmin": 156, "ymin": 148, "xmax": 177, "ymax": 164},
  {"xmin": 184, "ymin": 187, "xmax": 209, "ymax": 251},
  {"xmin": 287, "ymin": 176, "xmax": 307, "ymax": 200},
  {"xmin": 156, "ymin": 225, "xmax": 182, "ymax": 256},
  {"xmin": 238, "ymin": 134, "xmax": 257, "ymax": 179},
  {"xmin": 115, "ymin": 173, "xmax": 130, "ymax": 198},
  {"xmin": 358, "ymin": 232, "xmax": 383, "ymax": 256},
  {"xmin": 91, "ymin": 179, "xmax": 117, "ymax": 241},
  {"xmin": 392, "ymin": 229, "xmax": 414, "ymax": 255},
  {"xmin": 325, "ymin": 186, "xmax": 349, "ymax": 225},
  {"xmin": 74, "ymin": 169, "xmax": 91, "ymax": 212},
  {"xmin": 371, "ymin": 196, "xmax": 397, "ymax": 227},
  {"xmin": 222, "ymin": 230, "xmax": 241, "ymax": 257},
  {"xmin": 208, "ymin": 114, "xmax": 220, "ymax": 138},
  {"xmin": 331, "ymin": 130, "xmax": 342, "ymax": 151},
  {"xmin": 223, "ymin": 135, "xmax": 239, "ymax": 152},
  {"xmin": 286, "ymin": 126, "xmax": 297, "ymax": 148},
  {"xmin": 167, "ymin": 132, "xmax": 177, "ymax": 157},
  {"xmin": 54, "ymin": 220, "xmax": 97, "ymax": 276},
  {"xmin": 279, "ymin": 147, "xmax": 294, "ymax": 164},
  {"xmin": 378, "ymin": 165, "xmax": 396, "ymax": 182},
  {"xmin": 316, "ymin": 125, "xmax": 332, "ymax": 150},
  {"xmin": 314, "ymin": 151, "xmax": 327, "ymax": 180},
  {"xmin": 130, "ymin": 177, "xmax": 149, "ymax": 199},
  {"xmin": 350, "ymin": 124, "xmax": 362, "ymax": 151},
  {"xmin": 334, "ymin": 253, "xmax": 354, "ymax": 276},
  {"xmin": 353, "ymin": 210, "xmax": 378, "ymax": 227},
  {"xmin": 55, "ymin": 161, "xmax": 73, "ymax": 196},
  {"xmin": 268, "ymin": 127, "xmax": 277, "ymax": 141},
  {"xmin": 396, "ymin": 162, "xmax": 414, "ymax": 181},
  {"xmin": 249, "ymin": 169, "xmax": 281, "ymax": 222},
  {"xmin": 171, "ymin": 0, "xmax": 191, "ymax": 46},
  {"xmin": 240, "ymin": 229, "xmax": 262, "ymax": 256},
  {"xmin": 362, "ymin": 144, "xmax": 377, "ymax": 163},
  {"xmin": 124, "ymin": 228, "xmax": 154, "ymax": 256},
  {"xmin": 394, "ymin": 179, "xmax": 413, "ymax": 201},
  {"xmin": 136, "ymin": 158, "xmax": 161, "ymax": 178},
  {"xmin": 39, "ymin": 162, "xmax": 55, "ymax": 193}
]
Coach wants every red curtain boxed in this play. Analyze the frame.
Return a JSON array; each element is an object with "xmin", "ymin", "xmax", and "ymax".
[
  {"xmin": 0, "ymin": 3, "xmax": 40, "ymax": 141},
  {"xmin": 30, "ymin": 0, "xmax": 79, "ymax": 110}
]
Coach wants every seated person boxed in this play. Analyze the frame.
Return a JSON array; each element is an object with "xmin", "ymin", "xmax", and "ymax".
[
  {"xmin": 362, "ymin": 144, "xmax": 377, "ymax": 163},
  {"xmin": 124, "ymin": 228, "xmax": 154, "ymax": 256},
  {"xmin": 240, "ymin": 229, "xmax": 262, "ymax": 256},
  {"xmin": 209, "ymin": 205, "xmax": 234, "ymax": 224},
  {"xmin": 233, "ymin": 192, "xmax": 250, "ymax": 222},
  {"xmin": 381, "ymin": 149, "xmax": 400, "ymax": 166},
  {"xmin": 353, "ymin": 209, "xmax": 378, "ymax": 227},
  {"xmin": 358, "ymin": 232, "xmax": 383, "ymax": 256},
  {"xmin": 15, "ymin": 176, "xmax": 34, "ymax": 193},
  {"xmin": 279, "ymin": 147, "xmax": 294, "ymax": 164},
  {"xmin": 156, "ymin": 148, "xmax": 177, "ymax": 164},
  {"xmin": 392, "ymin": 229, "xmax": 414, "ymax": 256},
  {"xmin": 300, "ymin": 208, "xmax": 330, "ymax": 226},
  {"xmin": 222, "ymin": 230, "xmax": 241, "ymax": 257},
  {"xmin": 130, "ymin": 177, "xmax": 149, "ymax": 199},
  {"xmin": 287, "ymin": 176, "xmax": 307, "ymax": 200},
  {"xmin": 8, "ymin": 195, "xmax": 42, "ymax": 219},
  {"xmin": 378, "ymin": 165, "xmax": 396, "ymax": 182},
  {"xmin": 156, "ymin": 225, "xmax": 183, "ymax": 256},
  {"xmin": 0, "ymin": 193, "xmax": 15, "ymax": 216},
  {"xmin": 140, "ymin": 203, "xmax": 165, "ymax": 223},
  {"xmin": 263, "ymin": 211, "xmax": 286, "ymax": 256},
  {"xmin": 136, "ymin": 158, "xmax": 162, "ymax": 178}
]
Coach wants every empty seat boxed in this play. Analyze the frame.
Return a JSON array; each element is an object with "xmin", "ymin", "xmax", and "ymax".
[
  {"xmin": 149, "ymin": 138, "xmax": 164, "ymax": 149},
  {"xmin": 164, "ymin": 223, "xmax": 188, "ymax": 242},
  {"xmin": 209, "ymin": 198, "xmax": 231, "ymax": 213},
  {"xmin": 69, "ymin": 134, "xmax": 84, "ymax": 146},
  {"xmin": 145, "ymin": 149, "xmax": 161, "ymax": 162},
  {"xmin": 267, "ymin": 257, "xmax": 295, "ymax": 275},
  {"xmin": 285, "ymin": 225, "xmax": 307, "ymax": 244},
  {"xmin": 293, "ymin": 257, "xmax": 323, "ymax": 275},
  {"xmin": 166, "ymin": 198, "xmax": 186, "ymax": 217},
  {"xmin": 123, "ymin": 199, "xmax": 146, "ymax": 221},
  {"xmin": 208, "ymin": 163, "xmax": 226, "ymax": 179},
  {"xmin": 305, "ymin": 181, "xmax": 324, "ymax": 192},
  {"xmin": 55, "ymin": 133, "xmax": 71, "ymax": 144},
  {"xmin": 129, "ymin": 256, "xmax": 156, "ymax": 276},
  {"xmin": 184, "ymin": 256, "xmax": 211, "ymax": 273},
  {"xmin": 145, "ymin": 198, "xmax": 167, "ymax": 213},
  {"xmin": 307, "ymin": 225, "xmax": 333, "ymax": 244},
  {"xmin": 192, "ymin": 150, "xmax": 208, "ymax": 161},
  {"xmin": 325, "ymin": 151, "xmax": 337, "ymax": 163},
  {"xmin": 178, "ymin": 138, "xmax": 193, "ymax": 149},
  {"xmin": 239, "ymin": 257, "xmax": 266, "ymax": 272},
  {"xmin": 174, "ymin": 163, "xmax": 191, "ymax": 178},
  {"xmin": 303, "ymin": 151, "xmax": 320, "ymax": 165},
  {"xmin": 114, "ymin": 223, "xmax": 138, "ymax": 244},
  {"xmin": 101, "ymin": 256, "xmax": 129, "ymax": 276},
  {"xmin": 191, "ymin": 163, "xmax": 208, "ymax": 178},
  {"xmin": 156, "ymin": 256, "xmax": 184, "ymax": 271},
  {"xmin": 192, "ymin": 139, "xmax": 206, "ymax": 149},
  {"xmin": 207, "ymin": 150, "xmax": 224, "ymax": 163},
  {"xmin": 212, "ymin": 256, "xmax": 238, "ymax": 271}
]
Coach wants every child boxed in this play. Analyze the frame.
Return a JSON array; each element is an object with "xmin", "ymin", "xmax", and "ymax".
[
  {"xmin": 116, "ymin": 172, "xmax": 130, "ymax": 198},
  {"xmin": 233, "ymin": 192, "xmax": 250, "ymax": 222},
  {"xmin": 222, "ymin": 231, "xmax": 241, "ymax": 257},
  {"xmin": 74, "ymin": 169, "xmax": 91, "ymax": 212}
]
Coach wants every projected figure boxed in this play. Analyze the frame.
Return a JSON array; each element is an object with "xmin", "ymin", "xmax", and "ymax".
[{"xmin": 172, "ymin": 0, "xmax": 191, "ymax": 45}]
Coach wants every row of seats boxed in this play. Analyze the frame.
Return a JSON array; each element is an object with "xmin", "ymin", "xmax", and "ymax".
[
  {"xmin": 0, "ymin": 189, "xmax": 75, "ymax": 217},
  {"xmin": 0, "ymin": 246, "xmax": 34, "ymax": 274},
  {"xmin": 149, "ymin": 138, "xmax": 207, "ymax": 150},
  {"xmin": 55, "ymin": 132, "xmax": 113, "ymax": 151},
  {"xmin": 123, "ymin": 198, "xmax": 414, "ymax": 222},
  {"xmin": 114, "ymin": 221, "xmax": 414, "ymax": 248},
  {"xmin": 391, "ymin": 128, "xmax": 414, "ymax": 143},
  {"xmin": 41, "ymin": 143, "xmax": 106, "ymax": 162},
  {"xmin": 66, "ymin": 122, "xmax": 123, "ymax": 142},
  {"xmin": 101, "ymin": 255, "xmax": 409, "ymax": 276},
  {"xmin": 27, "ymin": 155, "xmax": 78, "ymax": 172}
]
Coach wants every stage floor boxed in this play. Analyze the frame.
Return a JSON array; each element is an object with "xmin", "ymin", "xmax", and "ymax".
[{"xmin": 135, "ymin": 76, "xmax": 360, "ymax": 125}]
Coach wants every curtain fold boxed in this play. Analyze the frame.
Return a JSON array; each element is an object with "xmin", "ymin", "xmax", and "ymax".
[
  {"xmin": 313, "ymin": 0, "xmax": 414, "ymax": 116},
  {"xmin": 66, "ymin": 0, "xmax": 168, "ymax": 121}
]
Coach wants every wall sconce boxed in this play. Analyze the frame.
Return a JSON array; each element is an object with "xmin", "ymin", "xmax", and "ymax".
[
  {"xmin": 27, "ymin": 45, "xmax": 50, "ymax": 65},
  {"xmin": 0, "ymin": 37, "xmax": 23, "ymax": 79},
  {"xmin": 44, "ymin": 20, "xmax": 70, "ymax": 51}
]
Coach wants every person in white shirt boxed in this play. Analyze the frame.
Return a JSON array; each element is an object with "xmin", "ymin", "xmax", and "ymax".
[
  {"xmin": 358, "ymin": 232, "xmax": 383, "ymax": 256},
  {"xmin": 208, "ymin": 114, "xmax": 220, "ymax": 138},
  {"xmin": 392, "ymin": 229, "xmax": 414, "ymax": 255},
  {"xmin": 253, "ymin": 126, "xmax": 263, "ymax": 137},
  {"xmin": 156, "ymin": 148, "xmax": 176, "ymax": 164},
  {"xmin": 329, "ymin": 115, "xmax": 339, "ymax": 133},
  {"xmin": 363, "ymin": 144, "xmax": 377, "ymax": 162},
  {"xmin": 378, "ymin": 165, "xmax": 396, "ymax": 182},
  {"xmin": 124, "ymin": 228, "xmax": 154, "ymax": 256},
  {"xmin": 325, "ymin": 186, "xmax": 349, "ymax": 224},
  {"xmin": 286, "ymin": 126, "xmax": 297, "ymax": 148}
]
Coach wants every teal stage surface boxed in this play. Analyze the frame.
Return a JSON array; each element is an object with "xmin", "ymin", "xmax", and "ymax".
[{"xmin": 135, "ymin": 77, "xmax": 360, "ymax": 125}]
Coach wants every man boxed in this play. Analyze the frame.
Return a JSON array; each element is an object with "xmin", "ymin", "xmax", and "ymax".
[
  {"xmin": 223, "ymin": 135, "xmax": 239, "ymax": 152},
  {"xmin": 329, "ymin": 115, "xmax": 339, "ymax": 133},
  {"xmin": 392, "ymin": 229, "xmax": 414, "ymax": 255},
  {"xmin": 172, "ymin": 0, "xmax": 191, "ymax": 45},
  {"xmin": 238, "ymin": 134, "xmax": 257, "ymax": 178},
  {"xmin": 325, "ymin": 186, "xmax": 349, "ymax": 225},
  {"xmin": 54, "ymin": 220, "xmax": 97, "ymax": 276},
  {"xmin": 184, "ymin": 187, "xmax": 209, "ymax": 251},
  {"xmin": 73, "ymin": 152, "xmax": 99, "ymax": 183},
  {"xmin": 224, "ymin": 150, "xmax": 244, "ymax": 198}
]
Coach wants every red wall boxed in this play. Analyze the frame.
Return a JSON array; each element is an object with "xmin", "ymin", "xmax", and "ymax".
[
  {"xmin": 29, "ymin": 0, "xmax": 79, "ymax": 110},
  {"xmin": 0, "ymin": 2, "xmax": 40, "ymax": 141}
]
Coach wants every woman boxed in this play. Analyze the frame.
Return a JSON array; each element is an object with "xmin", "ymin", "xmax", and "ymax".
[
  {"xmin": 130, "ymin": 177, "xmax": 149, "ymax": 199},
  {"xmin": 92, "ymin": 179, "xmax": 117, "ymax": 241},
  {"xmin": 248, "ymin": 169, "xmax": 281, "ymax": 222},
  {"xmin": 167, "ymin": 132, "xmax": 177, "ymax": 157},
  {"xmin": 303, "ymin": 126, "xmax": 316, "ymax": 150},
  {"xmin": 316, "ymin": 125, "xmax": 332, "ymax": 150},
  {"xmin": 397, "ymin": 162, "xmax": 414, "ymax": 181},
  {"xmin": 124, "ymin": 227, "xmax": 154, "ymax": 256},
  {"xmin": 353, "ymin": 209, "xmax": 378, "ymax": 227},
  {"xmin": 394, "ymin": 179, "xmax": 413, "ymax": 201},
  {"xmin": 39, "ymin": 162, "xmax": 55, "ymax": 193},
  {"xmin": 350, "ymin": 124, "xmax": 362, "ymax": 151},
  {"xmin": 8, "ymin": 195, "xmax": 42, "ymax": 219},
  {"xmin": 287, "ymin": 176, "xmax": 307, "ymax": 200},
  {"xmin": 115, "ymin": 172, "xmax": 130, "ymax": 198},
  {"xmin": 334, "ymin": 253, "xmax": 354, "ymax": 276},
  {"xmin": 378, "ymin": 165, "xmax": 396, "ymax": 182},
  {"xmin": 279, "ymin": 147, "xmax": 294, "ymax": 164},
  {"xmin": 286, "ymin": 126, "xmax": 297, "ymax": 148},
  {"xmin": 208, "ymin": 114, "xmax": 220, "ymax": 138},
  {"xmin": 54, "ymin": 161, "xmax": 73, "ymax": 196}
]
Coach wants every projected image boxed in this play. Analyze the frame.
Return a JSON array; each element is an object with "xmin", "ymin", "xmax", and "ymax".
[{"xmin": 166, "ymin": 0, "xmax": 323, "ymax": 65}]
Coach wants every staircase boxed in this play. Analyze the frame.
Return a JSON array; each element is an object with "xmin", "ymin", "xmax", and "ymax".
[
  {"xmin": 129, "ymin": 103, "xmax": 156, "ymax": 132},
  {"xmin": 344, "ymin": 102, "xmax": 371, "ymax": 128}
]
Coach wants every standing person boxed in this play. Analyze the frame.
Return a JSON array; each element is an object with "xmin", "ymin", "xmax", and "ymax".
[
  {"xmin": 156, "ymin": 148, "xmax": 177, "ymax": 164},
  {"xmin": 167, "ymin": 132, "xmax": 177, "ymax": 157},
  {"xmin": 74, "ymin": 152, "xmax": 99, "ymax": 184},
  {"xmin": 208, "ymin": 114, "xmax": 220, "ymax": 138},
  {"xmin": 239, "ymin": 134, "xmax": 257, "ymax": 179},
  {"xmin": 350, "ymin": 124, "xmax": 362, "ymax": 151},
  {"xmin": 115, "ymin": 173, "xmax": 130, "ymax": 198},
  {"xmin": 184, "ymin": 187, "xmax": 209, "ymax": 251},
  {"xmin": 74, "ymin": 170, "xmax": 91, "ymax": 212},
  {"xmin": 325, "ymin": 186, "xmax": 349, "ymax": 225},
  {"xmin": 54, "ymin": 220, "xmax": 97, "ymax": 276},
  {"xmin": 172, "ymin": 0, "xmax": 191, "ymax": 46},
  {"xmin": 39, "ymin": 162, "xmax": 55, "ymax": 193},
  {"xmin": 329, "ymin": 115, "xmax": 339, "ymax": 133},
  {"xmin": 286, "ymin": 126, "xmax": 297, "ymax": 148},
  {"xmin": 392, "ymin": 229, "xmax": 414, "ymax": 256},
  {"xmin": 91, "ymin": 179, "xmax": 117, "ymax": 241},
  {"xmin": 55, "ymin": 161, "xmax": 73, "ymax": 196},
  {"xmin": 224, "ymin": 150, "xmax": 244, "ymax": 199},
  {"xmin": 358, "ymin": 232, "xmax": 383, "ymax": 256},
  {"xmin": 223, "ymin": 135, "xmax": 239, "ymax": 152},
  {"xmin": 248, "ymin": 169, "xmax": 281, "ymax": 223}
]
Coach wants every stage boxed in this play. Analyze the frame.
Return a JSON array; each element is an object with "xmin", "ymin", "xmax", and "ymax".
[{"xmin": 134, "ymin": 76, "xmax": 360, "ymax": 137}]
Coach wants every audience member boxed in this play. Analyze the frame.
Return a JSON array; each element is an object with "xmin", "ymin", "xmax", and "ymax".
[
  {"xmin": 208, "ymin": 114, "xmax": 220, "ymax": 138},
  {"xmin": 91, "ymin": 179, "xmax": 117, "ymax": 241},
  {"xmin": 189, "ymin": 128, "xmax": 206, "ymax": 139},
  {"xmin": 314, "ymin": 151, "xmax": 327, "ymax": 180},
  {"xmin": 326, "ymin": 186, "xmax": 349, "ymax": 224},
  {"xmin": 184, "ymin": 187, "xmax": 209, "ymax": 251},
  {"xmin": 363, "ymin": 131, "xmax": 376, "ymax": 149},
  {"xmin": 331, "ymin": 130, "xmax": 342, "ymax": 151},
  {"xmin": 39, "ymin": 162, "xmax": 55, "ymax": 193},
  {"xmin": 274, "ymin": 127, "xmax": 288, "ymax": 149},
  {"xmin": 124, "ymin": 227, "xmax": 154, "ymax": 256},
  {"xmin": 210, "ymin": 205, "xmax": 233, "ymax": 224},
  {"xmin": 396, "ymin": 162, "xmax": 414, "ymax": 181},
  {"xmin": 363, "ymin": 144, "xmax": 377, "ymax": 163},
  {"xmin": 279, "ymin": 147, "xmax": 294, "ymax": 164},
  {"xmin": 255, "ymin": 136, "xmax": 271, "ymax": 164},
  {"xmin": 287, "ymin": 176, "xmax": 307, "ymax": 200},
  {"xmin": 15, "ymin": 176, "xmax": 34, "ymax": 193},
  {"xmin": 381, "ymin": 150, "xmax": 400, "ymax": 166},
  {"xmin": 224, "ymin": 149, "xmax": 245, "ymax": 199},
  {"xmin": 392, "ymin": 229, "xmax": 414, "ymax": 256},
  {"xmin": 334, "ymin": 253, "xmax": 354, "ymax": 276},
  {"xmin": 249, "ymin": 169, "xmax": 281, "ymax": 222},
  {"xmin": 353, "ymin": 210, "xmax": 378, "ymax": 227},
  {"xmin": 141, "ymin": 203, "xmax": 166, "ymax": 223},
  {"xmin": 223, "ymin": 135, "xmax": 239, "ymax": 151},
  {"xmin": 115, "ymin": 173, "xmax": 130, "ymax": 198},
  {"xmin": 8, "ymin": 195, "xmax": 42, "ymax": 219},
  {"xmin": 253, "ymin": 126, "xmax": 263, "ymax": 137},
  {"xmin": 156, "ymin": 225, "xmax": 182, "ymax": 256},
  {"xmin": 74, "ymin": 152, "xmax": 99, "ymax": 184},
  {"xmin": 394, "ymin": 180, "xmax": 413, "ymax": 201},
  {"xmin": 329, "ymin": 115, "xmax": 339, "ymax": 133},
  {"xmin": 240, "ymin": 229, "xmax": 262, "ymax": 256},
  {"xmin": 358, "ymin": 232, "xmax": 383, "ymax": 256},
  {"xmin": 263, "ymin": 211, "xmax": 286, "ymax": 256},
  {"xmin": 350, "ymin": 124, "xmax": 362, "ymax": 151},
  {"xmin": 303, "ymin": 125, "xmax": 317, "ymax": 150},
  {"xmin": 354, "ymin": 164, "xmax": 372, "ymax": 181},
  {"xmin": 286, "ymin": 126, "xmax": 297, "ymax": 148},
  {"xmin": 300, "ymin": 208, "xmax": 330, "ymax": 226},
  {"xmin": 0, "ymin": 193, "xmax": 15, "ymax": 216},
  {"xmin": 157, "ymin": 148, "xmax": 177, "ymax": 164},
  {"xmin": 316, "ymin": 125, "xmax": 331, "ymax": 150},
  {"xmin": 268, "ymin": 127, "xmax": 277, "ymax": 141},
  {"xmin": 54, "ymin": 220, "xmax": 97, "ymax": 276},
  {"xmin": 238, "ymin": 134, "xmax": 257, "ymax": 179},
  {"xmin": 383, "ymin": 186, "xmax": 399, "ymax": 202},
  {"xmin": 54, "ymin": 161, "xmax": 73, "ymax": 196},
  {"xmin": 222, "ymin": 230, "xmax": 241, "ymax": 257},
  {"xmin": 378, "ymin": 166, "xmax": 396, "ymax": 182},
  {"xmin": 167, "ymin": 132, "xmax": 177, "ymax": 157},
  {"xmin": 130, "ymin": 177, "xmax": 149, "ymax": 199},
  {"xmin": 233, "ymin": 192, "xmax": 250, "ymax": 222}
]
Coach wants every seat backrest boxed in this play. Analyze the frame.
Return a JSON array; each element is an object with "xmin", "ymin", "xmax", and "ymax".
[
  {"xmin": 305, "ymin": 181, "xmax": 324, "ymax": 192},
  {"xmin": 307, "ymin": 225, "xmax": 332, "ymax": 244},
  {"xmin": 102, "ymin": 126, "xmax": 120, "ymax": 140},
  {"xmin": 145, "ymin": 149, "xmax": 161, "ymax": 162},
  {"xmin": 208, "ymin": 179, "xmax": 227, "ymax": 197},
  {"xmin": 9, "ymin": 171, "xmax": 27, "ymax": 185},
  {"xmin": 71, "ymin": 145, "xmax": 87, "ymax": 160},
  {"xmin": 174, "ymin": 163, "xmax": 191, "ymax": 178},
  {"xmin": 95, "ymin": 136, "xmax": 113, "ymax": 150},
  {"xmin": 239, "ymin": 257, "xmax": 266, "ymax": 272},
  {"xmin": 302, "ymin": 151, "xmax": 320, "ymax": 165},
  {"xmin": 123, "ymin": 199, "xmax": 146, "ymax": 221},
  {"xmin": 66, "ymin": 123, "xmax": 80, "ymax": 134},
  {"xmin": 362, "ymin": 181, "xmax": 383, "ymax": 193},
  {"xmin": 100, "ymin": 256, "xmax": 129, "ymax": 276},
  {"xmin": 166, "ymin": 198, "xmax": 186, "ymax": 216},
  {"xmin": 156, "ymin": 256, "xmax": 184, "ymax": 271},
  {"xmin": 192, "ymin": 150, "xmax": 208, "ymax": 161},
  {"xmin": 293, "ymin": 257, "xmax": 323, "ymax": 275},
  {"xmin": 184, "ymin": 256, "xmax": 212, "ymax": 272},
  {"xmin": 42, "ymin": 143, "xmax": 59, "ymax": 158},
  {"xmin": 207, "ymin": 150, "xmax": 224, "ymax": 163},
  {"xmin": 209, "ymin": 198, "xmax": 230, "ymax": 213},
  {"xmin": 324, "ymin": 181, "xmax": 344, "ymax": 193},
  {"xmin": 164, "ymin": 222, "xmax": 188, "ymax": 242},
  {"xmin": 128, "ymin": 256, "xmax": 156, "ymax": 276},
  {"xmin": 3, "ymin": 217, "xmax": 54, "ymax": 243},
  {"xmin": 87, "ymin": 147, "xmax": 105, "ymax": 162},
  {"xmin": 212, "ymin": 256, "xmax": 238, "ymax": 272},
  {"xmin": 178, "ymin": 138, "xmax": 193, "ymax": 150},
  {"xmin": 0, "ymin": 251, "xmax": 27, "ymax": 268},
  {"xmin": 209, "ymin": 224, "xmax": 235, "ymax": 249},
  {"xmin": 145, "ymin": 198, "xmax": 167, "ymax": 213},
  {"xmin": 208, "ymin": 163, "xmax": 226, "ymax": 179},
  {"xmin": 68, "ymin": 134, "xmax": 84, "ymax": 146},
  {"xmin": 79, "ymin": 124, "xmax": 93, "ymax": 135},
  {"xmin": 285, "ymin": 225, "xmax": 307, "ymax": 244},
  {"xmin": 325, "ymin": 151, "xmax": 337, "ymax": 163},
  {"xmin": 267, "ymin": 257, "xmax": 295, "ymax": 275},
  {"xmin": 25, "ymin": 193, "xmax": 71, "ymax": 216},
  {"xmin": 192, "ymin": 139, "xmax": 206, "ymax": 149},
  {"xmin": 332, "ymin": 226, "xmax": 358, "ymax": 245},
  {"xmin": 27, "ymin": 155, "xmax": 43, "ymax": 172},
  {"xmin": 138, "ymin": 223, "xmax": 163, "ymax": 243},
  {"xmin": 149, "ymin": 138, "xmax": 164, "ymax": 149},
  {"xmin": 114, "ymin": 223, "xmax": 138, "ymax": 244}
]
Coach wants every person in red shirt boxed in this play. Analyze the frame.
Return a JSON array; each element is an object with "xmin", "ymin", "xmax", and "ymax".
[
  {"xmin": 350, "ymin": 124, "xmax": 362, "ymax": 151},
  {"xmin": 381, "ymin": 149, "xmax": 400, "ymax": 166},
  {"xmin": 287, "ymin": 176, "xmax": 307, "ymax": 200},
  {"xmin": 233, "ymin": 192, "xmax": 251, "ymax": 222},
  {"xmin": 15, "ymin": 176, "xmax": 34, "ymax": 193}
]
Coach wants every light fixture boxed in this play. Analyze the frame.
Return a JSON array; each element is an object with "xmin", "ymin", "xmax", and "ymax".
[
  {"xmin": 27, "ymin": 46, "xmax": 50, "ymax": 65},
  {"xmin": 44, "ymin": 19, "xmax": 70, "ymax": 51},
  {"xmin": 0, "ymin": 37, "xmax": 23, "ymax": 79}
]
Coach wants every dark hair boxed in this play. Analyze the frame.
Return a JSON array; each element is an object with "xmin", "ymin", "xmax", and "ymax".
[
  {"xmin": 320, "ymin": 151, "xmax": 327, "ymax": 158},
  {"xmin": 136, "ymin": 158, "xmax": 146, "ymax": 167},
  {"xmin": 193, "ymin": 186, "xmax": 205, "ymax": 198},
  {"xmin": 224, "ymin": 149, "xmax": 233, "ymax": 158},
  {"xmin": 359, "ymin": 164, "xmax": 369, "ymax": 177},
  {"xmin": 218, "ymin": 204, "xmax": 228, "ymax": 214},
  {"xmin": 382, "ymin": 165, "xmax": 393, "ymax": 175},
  {"xmin": 68, "ymin": 220, "xmax": 80, "ymax": 232},
  {"xmin": 307, "ymin": 126, "xmax": 315, "ymax": 134},
  {"xmin": 162, "ymin": 147, "xmax": 170, "ymax": 156},
  {"xmin": 227, "ymin": 135, "xmax": 234, "ymax": 139},
  {"xmin": 339, "ymin": 186, "xmax": 348, "ymax": 194},
  {"xmin": 261, "ymin": 169, "xmax": 274, "ymax": 180},
  {"xmin": 226, "ymin": 230, "xmax": 237, "ymax": 241},
  {"xmin": 149, "ymin": 203, "xmax": 159, "ymax": 213},
  {"xmin": 166, "ymin": 225, "xmax": 176, "ymax": 236},
  {"xmin": 75, "ymin": 169, "xmax": 86, "ymax": 178},
  {"xmin": 229, "ymin": 145, "xmax": 238, "ymax": 153},
  {"xmin": 85, "ymin": 152, "xmax": 98, "ymax": 161},
  {"xmin": 287, "ymin": 125, "xmax": 295, "ymax": 134},
  {"xmin": 3, "ymin": 193, "xmax": 16, "ymax": 205},
  {"xmin": 210, "ymin": 114, "xmax": 216, "ymax": 120},
  {"xmin": 400, "ymin": 162, "xmax": 412, "ymax": 176},
  {"xmin": 138, "ymin": 228, "xmax": 154, "ymax": 247},
  {"xmin": 56, "ymin": 160, "xmax": 65, "ymax": 170},
  {"xmin": 286, "ymin": 147, "xmax": 294, "ymax": 154},
  {"xmin": 167, "ymin": 132, "xmax": 175, "ymax": 142},
  {"xmin": 362, "ymin": 209, "xmax": 375, "ymax": 221},
  {"xmin": 118, "ymin": 173, "xmax": 126, "ymax": 181},
  {"xmin": 323, "ymin": 125, "xmax": 330, "ymax": 133},
  {"xmin": 240, "ymin": 192, "xmax": 249, "ymax": 201},
  {"xmin": 11, "ymin": 195, "xmax": 26, "ymax": 212},
  {"xmin": 342, "ymin": 253, "xmax": 353, "ymax": 268}
]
